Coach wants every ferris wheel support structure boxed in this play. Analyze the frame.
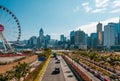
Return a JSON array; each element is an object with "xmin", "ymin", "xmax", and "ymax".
[
  {"xmin": 0, "ymin": 5, "xmax": 21, "ymax": 53},
  {"xmin": 0, "ymin": 31, "xmax": 14, "ymax": 52}
]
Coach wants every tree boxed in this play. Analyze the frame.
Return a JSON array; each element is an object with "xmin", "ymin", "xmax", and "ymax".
[
  {"xmin": 108, "ymin": 57, "xmax": 116, "ymax": 66},
  {"xmin": 109, "ymin": 74, "xmax": 118, "ymax": 80},
  {"xmin": 13, "ymin": 62, "xmax": 30, "ymax": 81},
  {"xmin": 0, "ymin": 70, "xmax": 14, "ymax": 81},
  {"xmin": 89, "ymin": 53, "xmax": 97, "ymax": 60},
  {"xmin": 0, "ymin": 74, "xmax": 7, "ymax": 81},
  {"xmin": 5, "ymin": 70, "xmax": 14, "ymax": 80}
]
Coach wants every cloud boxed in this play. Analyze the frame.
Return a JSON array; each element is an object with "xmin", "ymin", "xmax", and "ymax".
[
  {"xmin": 82, "ymin": 2, "xmax": 89, "ymax": 6},
  {"xmin": 92, "ymin": 8, "xmax": 106, "ymax": 13},
  {"xmin": 81, "ymin": 0, "xmax": 120, "ymax": 13},
  {"xmin": 92, "ymin": 0, "xmax": 109, "ymax": 13},
  {"xmin": 73, "ymin": 6, "xmax": 80, "ymax": 12},
  {"xmin": 81, "ymin": 1, "xmax": 108, "ymax": 13},
  {"xmin": 76, "ymin": 17, "xmax": 119, "ymax": 35},
  {"xmin": 113, "ymin": 0, "xmax": 120, "ymax": 7},
  {"xmin": 110, "ymin": 9, "xmax": 120, "ymax": 13},
  {"xmin": 95, "ymin": 0, "xmax": 109, "ymax": 8},
  {"xmin": 82, "ymin": 2, "xmax": 92, "ymax": 12}
]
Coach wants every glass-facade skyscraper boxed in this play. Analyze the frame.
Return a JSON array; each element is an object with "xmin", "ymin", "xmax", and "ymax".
[
  {"xmin": 104, "ymin": 23, "xmax": 115, "ymax": 48},
  {"xmin": 38, "ymin": 28, "xmax": 44, "ymax": 48}
]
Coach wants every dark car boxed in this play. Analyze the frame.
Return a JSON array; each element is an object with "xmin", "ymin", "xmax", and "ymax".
[
  {"xmin": 56, "ymin": 60, "xmax": 60, "ymax": 63},
  {"xmin": 55, "ymin": 57, "xmax": 58, "ymax": 60},
  {"xmin": 54, "ymin": 67, "xmax": 60, "ymax": 74}
]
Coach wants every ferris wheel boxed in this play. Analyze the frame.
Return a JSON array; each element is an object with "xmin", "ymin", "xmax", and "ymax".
[{"xmin": 0, "ymin": 5, "xmax": 21, "ymax": 53}]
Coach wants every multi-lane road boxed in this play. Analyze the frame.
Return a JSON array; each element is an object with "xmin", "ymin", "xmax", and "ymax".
[
  {"xmin": 41, "ymin": 55, "xmax": 101, "ymax": 81},
  {"xmin": 41, "ymin": 56, "xmax": 77, "ymax": 81},
  {"xmin": 41, "ymin": 56, "xmax": 65, "ymax": 81}
]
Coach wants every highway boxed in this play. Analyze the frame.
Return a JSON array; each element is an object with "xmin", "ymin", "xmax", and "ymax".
[
  {"xmin": 41, "ymin": 57, "xmax": 65, "ymax": 81},
  {"xmin": 41, "ymin": 55, "xmax": 78, "ymax": 81}
]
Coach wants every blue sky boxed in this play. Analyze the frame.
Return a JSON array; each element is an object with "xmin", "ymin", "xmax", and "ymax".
[{"xmin": 0, "ymin": 0, "xmax": 120, "ymax": 40}]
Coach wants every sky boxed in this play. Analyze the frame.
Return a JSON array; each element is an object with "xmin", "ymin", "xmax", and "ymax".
[{"xmin": 0, "ymin": 0, "xmax": 120, "ymax": 40}]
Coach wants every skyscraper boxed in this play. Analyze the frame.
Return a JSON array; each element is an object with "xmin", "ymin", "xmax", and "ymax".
[
  {"xmin": 97, "ymin": 22, "xmax": 102, "ymax": 45},
  {"xmin": 70, "ymin": 31, "xmax": 75, "ymax": 45},
  {"xmin": 90, "ymin": 33, "xmax": 97, "ymax": 48},
  {"xmin": 39, "ymin": 28, "xmax": 44, "ymax": 39},
  {"xmin": 29, "ymin": 36, "xmax": 37, "ymax": 48},
  {"xmin": 75, "ymin": 29, "xmax": 86, "ymax": 48},
  {"xmin": 114, "ymin": 23, "xmax": 119, "ymax": 45},
  {"xmin": 38, "ymin": 28, "xmax": 44, "ymax": 48},
  {"xmin": 85, "ymin": 34, "xmax": 88, "ymax": 45},
  {"xmin": 60, "ymin": 35, "xmax": 65, "ymax": 42},
  {"xmin": 117, "ymin": 17, "xmax": 120, "ymax": 45},
  {"xmin": 104, "ymin": 23, "xmax": 115, "ymax": 48},
  {"xmin": 45, "ymin": 35, "xmax": 51, "ymax": 48}
]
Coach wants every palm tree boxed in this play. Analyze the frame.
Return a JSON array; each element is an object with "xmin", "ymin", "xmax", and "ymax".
[
  {"xmin": 21, "ymin": 62, "xmax": 30, "ymax": 80},
  {"xmin": 13, "ymin": 62, "xmax": 30, "ymax": 81},
  {"xmin": 0, "ymin": 74, "xmax": 6, "ymax": 81},
  {"xmin": 13, "ymin": 63, "xmax": 21, "ymax": 81},
  {"xmin": 5, "ymin": 70, "xmax": 14, "ymax": 80}
]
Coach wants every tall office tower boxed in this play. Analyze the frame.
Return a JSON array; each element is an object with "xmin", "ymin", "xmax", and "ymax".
[
  {"xmin": 114, "ymin": 23, "xmax": 119, "ymax": 45},
  {"xmin": 31, "ymin": 36, "xmax": 37, "ymax": 46},
  {"xmin": 60, "ymin": 34, "xmax": 65, "ymax": 42},
  {"xmin": 97, "ymin": 22, "xmax": 102, "ymax": 45},
  {"xmin": 75, "ymin": 29, "xmax": 85, "ymax": 46},
  {"xmin": 110, "ymin": 18, "xmax": 120, "ymax": 45},
  {"xmin": 104, "ymin": 23, "xmax": 115, "ymax": 48},
  {"xmin": 90, "ymin": 33, "xmax": 97, "ymax": 48},
  {"xmin": 85, "ymin": 34, "xmax": 88, "ymax": 45},
  {"xmin": 102, "ymin": 31, "xmax": 104, "ymax": 45},
  {"xmin": 118, "ymin": 17, "xmax": 120, "ymax": 45},
  {"xmin": 38, "ymin": 28, "xmax": 44, "ymax": 48},
  {"xmin": 70, "ymin": 31, "xmax": 75, "ymax": 45},
  {"xmin": 45, "ymin": 35, "xmax": 51, "ymax": 48}
]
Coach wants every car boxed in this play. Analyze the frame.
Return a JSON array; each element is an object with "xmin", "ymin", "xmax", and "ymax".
[
  {"xmin": 54, "ymin": 67, "xmax": 60, "ymax": 74},
  {"xmin": 56, "ymin": 60, "xmax": 60, "ymax": 63},
  {"xmin": 55, "ymin": 57, "xmax": 58, "ymax": 60}
]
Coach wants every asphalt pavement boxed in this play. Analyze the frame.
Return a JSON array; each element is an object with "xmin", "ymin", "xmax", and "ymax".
[{"xmin": 41, "ymin": 57, "xmax": 65, "ymax": 81}]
